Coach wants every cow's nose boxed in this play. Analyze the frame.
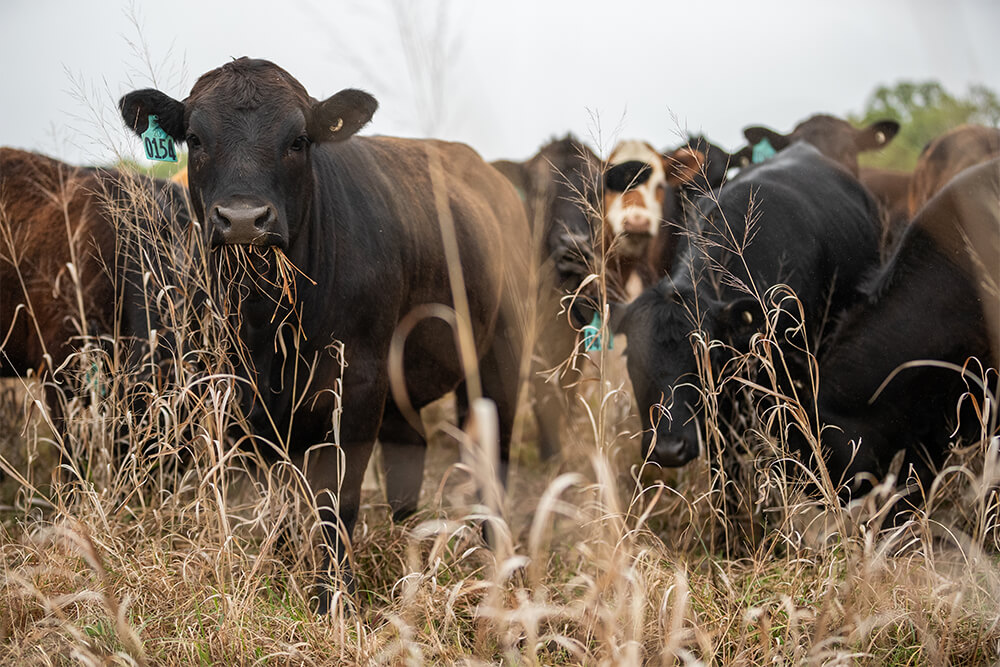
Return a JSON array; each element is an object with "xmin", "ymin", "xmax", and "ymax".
[
  {"xmin": 212, "ymin": 203, "xmax": 277, "ymax": 243},
  {"xmin": 649, "ymin": 435, "xmax": 697, "ymax": 467},
  {"xmin": 622, "ymin": 214, "xmax": 652, "ymax": 235}
]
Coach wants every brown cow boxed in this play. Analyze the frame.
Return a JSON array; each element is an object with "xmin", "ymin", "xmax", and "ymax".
[
  {"xmin": 742, "ymin": 114, "xmax": 899, "ymax": 177},
  {"xmin": 908, "ymin": 124, "xmax": 1000, "ymax": 217},
  {"xmin": 0, "ymin": 148, "xmax": 188, "ymax": 432},
  {"xmin": 859, "ymin": 166, "xmax": 912, "ymax": 252}
]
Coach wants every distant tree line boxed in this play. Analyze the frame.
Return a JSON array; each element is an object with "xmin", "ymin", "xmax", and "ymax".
[{"xmin": 851, "ymin": 80, "xmax": 1000, "ymax": 171}]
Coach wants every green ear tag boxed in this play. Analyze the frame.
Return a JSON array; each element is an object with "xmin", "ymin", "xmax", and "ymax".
[
  {"xmin": 583, "ymin": 312, "xmax": 614, "ymax": 352},
  {"xmin": 751, "ymin": 138, "xmax": 776, "ymax": 164},
  {"xmin": 141, "ymin": 114, "xmax": 178, "ymax": 163}
]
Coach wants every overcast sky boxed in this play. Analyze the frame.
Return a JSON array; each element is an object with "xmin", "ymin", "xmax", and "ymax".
[{"xmin": 2, "ymin": 0, "xmax": 997, "ymax": 167}]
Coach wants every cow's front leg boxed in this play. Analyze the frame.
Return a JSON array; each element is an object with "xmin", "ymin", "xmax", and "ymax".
[{"xmin": 305, "ymin": 437, "xmax": 375, "ymax": 614}]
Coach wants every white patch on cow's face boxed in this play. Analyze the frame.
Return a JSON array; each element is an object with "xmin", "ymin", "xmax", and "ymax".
[{"xmin": 604, "ymin": 140, "xmax": 667, "ymax": 250}]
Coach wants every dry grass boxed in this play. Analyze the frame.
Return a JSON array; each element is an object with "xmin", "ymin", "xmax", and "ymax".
[{"xmin": 2, "ymin": 142, "xmax": 999, "ymax": 667}]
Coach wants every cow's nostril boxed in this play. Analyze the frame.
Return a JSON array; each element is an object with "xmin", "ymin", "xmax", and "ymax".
[{"xmin": 216, "ymin": 205, "xmax": 273, "ymax": 231}]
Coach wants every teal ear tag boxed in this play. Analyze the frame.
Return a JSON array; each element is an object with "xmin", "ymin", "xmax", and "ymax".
[
  {"xmin": 141, "ymin": 114, "xmax": 178, "ymax": 163},
  {"xmin": 751, "ymin": 137, "xmax": 776, "ymax": 164},
  {"xmin": 583, "ymin": 312, "xmax": 614, "ymax": 352}
]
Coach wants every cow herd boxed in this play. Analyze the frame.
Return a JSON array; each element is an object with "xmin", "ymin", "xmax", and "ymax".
[{"xmin": 2, "ymin": 57, "xmax": 998, "ymax": 611}]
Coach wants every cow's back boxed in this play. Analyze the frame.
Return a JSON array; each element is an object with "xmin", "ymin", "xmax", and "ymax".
[
  {"xmin": 0, "ymin": 148, "xmax": 118, "ymax": 376},
  {"xmin": 702, "ymin": 144, "xmax": 880, "ymax": 317},
  {"xmin": 302, "ymin": 136, "xmax": 532, "ymax": 409}
]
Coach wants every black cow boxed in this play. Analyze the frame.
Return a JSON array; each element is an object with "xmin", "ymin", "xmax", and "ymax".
[
  {"xmin": 609, "ymin": 143, "xmax": 881, "ymax": 467},
  {"xmin": 649, "ymin": 135, "xmax": 740, "ymax": 276},
  {"xmin": 810, "ymin": 158, "xmax": 999, "ymax": 502},
  {"xmin": 742, "ymin": 114, "xmax": 899, "ymax": 177},
  {"xmin": 119, "ymin": 57, "xmax": 531, "ymax": 612},
  {"xmin": 492, "ymin": 136, "xmax": 602, "ymax": 459}
]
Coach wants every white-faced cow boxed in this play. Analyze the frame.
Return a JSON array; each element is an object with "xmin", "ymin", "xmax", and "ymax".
[
  {"xmin": 809, "ymin": 158, "xmax": 999, "ymax": 506},
  {"xmin": 602, "ymin": 139, "xmax": 703, "ymax": 297},
  {"xmin": 119, "ymin": 57, "xmax": 531, "ymax": 612},
  {"xmin": 609, "ymin": 143, "xmax": 881, "ymax": 468}
]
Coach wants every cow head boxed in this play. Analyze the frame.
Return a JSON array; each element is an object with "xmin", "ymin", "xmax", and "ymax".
[
  {"xmin": 120, "ymin": 57, "xmax": 377, "ymax": 250},
  {"xmin": 610, "ymin": 282, "xmax": 760, "ymax": 467},
  {"xmin": 602, "ymin": 140, "xmax": 703, "ymax": 258},
  {"xmin": 743, "ymin": 114, "xmax": 899, "ymax": 176}
]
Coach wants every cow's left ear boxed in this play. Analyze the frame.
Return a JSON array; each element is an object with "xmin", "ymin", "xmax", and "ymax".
[
  {"xmin": 663, "ymin": 147, "xmax": 705, "ymax": 186},
  {"xmin": 119, "ymin": 89, "xmax": 186, "ymax": 141},
  {"xmin": 856, "ymin": 119, "xmax": 900, "ymax": 152},
  {"xmin": 717, "ymin": 296, "xmax": 762, "ymax": 336},
  {"xmin": 309, "ymin": 89, "xmax": 378, "ymax": 143},
  {"xmin": 731, "ymin": 144, "xmax": 754, "ymax": 168},
  {"xmin": 743, "ymin": 126, "xmax": 790, "ymax": 151}
]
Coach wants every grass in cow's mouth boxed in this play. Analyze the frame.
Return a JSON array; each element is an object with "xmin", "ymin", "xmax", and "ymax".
[{"xmin": 212, "ymin": 244, "xmax": 316, "ymax": 324}]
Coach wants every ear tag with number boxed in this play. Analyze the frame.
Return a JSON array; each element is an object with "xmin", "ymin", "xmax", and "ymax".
[
  {"xmin": 141, "ymin": 114, "xmax": 178, "ymax": 163},
  {"xmin": 751, "ymin": 137, "xmax": 776, "ymax": 164},
  {"xmin": 583, "ymin": 312, "xmax": 614, "ymax": 352}
]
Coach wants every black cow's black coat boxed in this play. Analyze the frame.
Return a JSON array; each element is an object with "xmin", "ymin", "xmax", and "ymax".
[
  {"xmin": 612, "ymin": 143, "xmax": 881, "ymax": 467},
  {"xmin": 811, "ymin": 158, "xmax": 999, "ymax": 499}
]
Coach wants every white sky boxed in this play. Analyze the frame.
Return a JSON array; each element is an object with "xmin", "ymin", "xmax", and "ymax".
[{"xmin": 1, "ymin": 0, "xmax": 997, "ymax": 166}]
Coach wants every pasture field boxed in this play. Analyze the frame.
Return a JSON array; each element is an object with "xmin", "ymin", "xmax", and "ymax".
[
  {"xmin": 1, "ymin": 263, "xmax": 998, "ymax": 666},
  {"xmin": 1, "ymin": 141, "xmax": 998, "ymax": 666}
]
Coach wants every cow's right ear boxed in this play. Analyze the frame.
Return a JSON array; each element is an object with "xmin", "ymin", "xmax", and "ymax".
[
  {"xmin": 856, "ymin": 119, "xmax": 900, "ymax": 152},
  {"xmin": 310, "ymin": 89, "xmax": 378, "ymax": 143},
  {"xmin": 731, "ymin": 144, "xmax": 754, "ymax": 167},
  {"xmin": 743, "ymin": 126, "xmax": 790, "ymax": 151},
  {"xmin": 119, "ymin": 89, "xmax": 186, "ymax": 141}
]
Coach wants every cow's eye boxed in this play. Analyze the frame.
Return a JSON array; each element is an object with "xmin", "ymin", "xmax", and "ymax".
[
  {"xmin": 290, "ymin": 135, "xmax": 310, "ymax": 152},
  {"xmin": 186, "ymin": 133, "xmax": 202, "ymax": 149}
]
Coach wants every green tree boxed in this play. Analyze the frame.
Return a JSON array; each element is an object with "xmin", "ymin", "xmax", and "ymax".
[{"xmin": 849, "ymin": 81, "xmax": 1000, "ymax": 170}]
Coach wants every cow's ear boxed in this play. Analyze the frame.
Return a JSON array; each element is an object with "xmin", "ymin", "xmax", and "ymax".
[
  {"xmin": 119, "ymin": 89, "xmax": 186, "ymax": 141},
  {"xmin": 856, "ymin": 119, "xmax": 900, "ymax": 152},
  {"xmin": 309, "ymin": 89, "xmax": 378, "ymax": 143},
  {"xmin": 663, "ymin": 146, "xmax": 705, "ymax": 186},
  {"xmin": 743, "ymin": 126, "xmax": 790, "ymax": 151},
  {"xmin": 717, "ymin": 296, "xmax": 762, "ymax": 336},
  {"xmin": 731, "ymin": 144, "xmax": 754, "ymax": 168}
]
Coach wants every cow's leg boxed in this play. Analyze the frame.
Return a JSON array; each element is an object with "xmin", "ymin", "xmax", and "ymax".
[
  {"xmin": 532, "ymin": 373, "xmax": 564, "ymax": 461},
  {"xmin": 477, "ymin": 310, "xmax": 526, "ymax": 488},
  {"xmin": 304, "ymin": 437, "xmax": 375, "ymax": 615},
  {"xmin": 301, "ymin": 365, "xmax": 386, "ymax": 615},
  {"xmin": 378, "ymin": 399, "xmax": 427, "ymax": 521}
]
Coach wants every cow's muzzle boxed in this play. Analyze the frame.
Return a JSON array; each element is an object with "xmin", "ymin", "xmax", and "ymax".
[
  {"xmin": 643, "ymin": 429, "xmax": 699, "ymax": 467},
  {"xmin": 209, "ymin": 198, "xmax": 281, "ymax": 246}
]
